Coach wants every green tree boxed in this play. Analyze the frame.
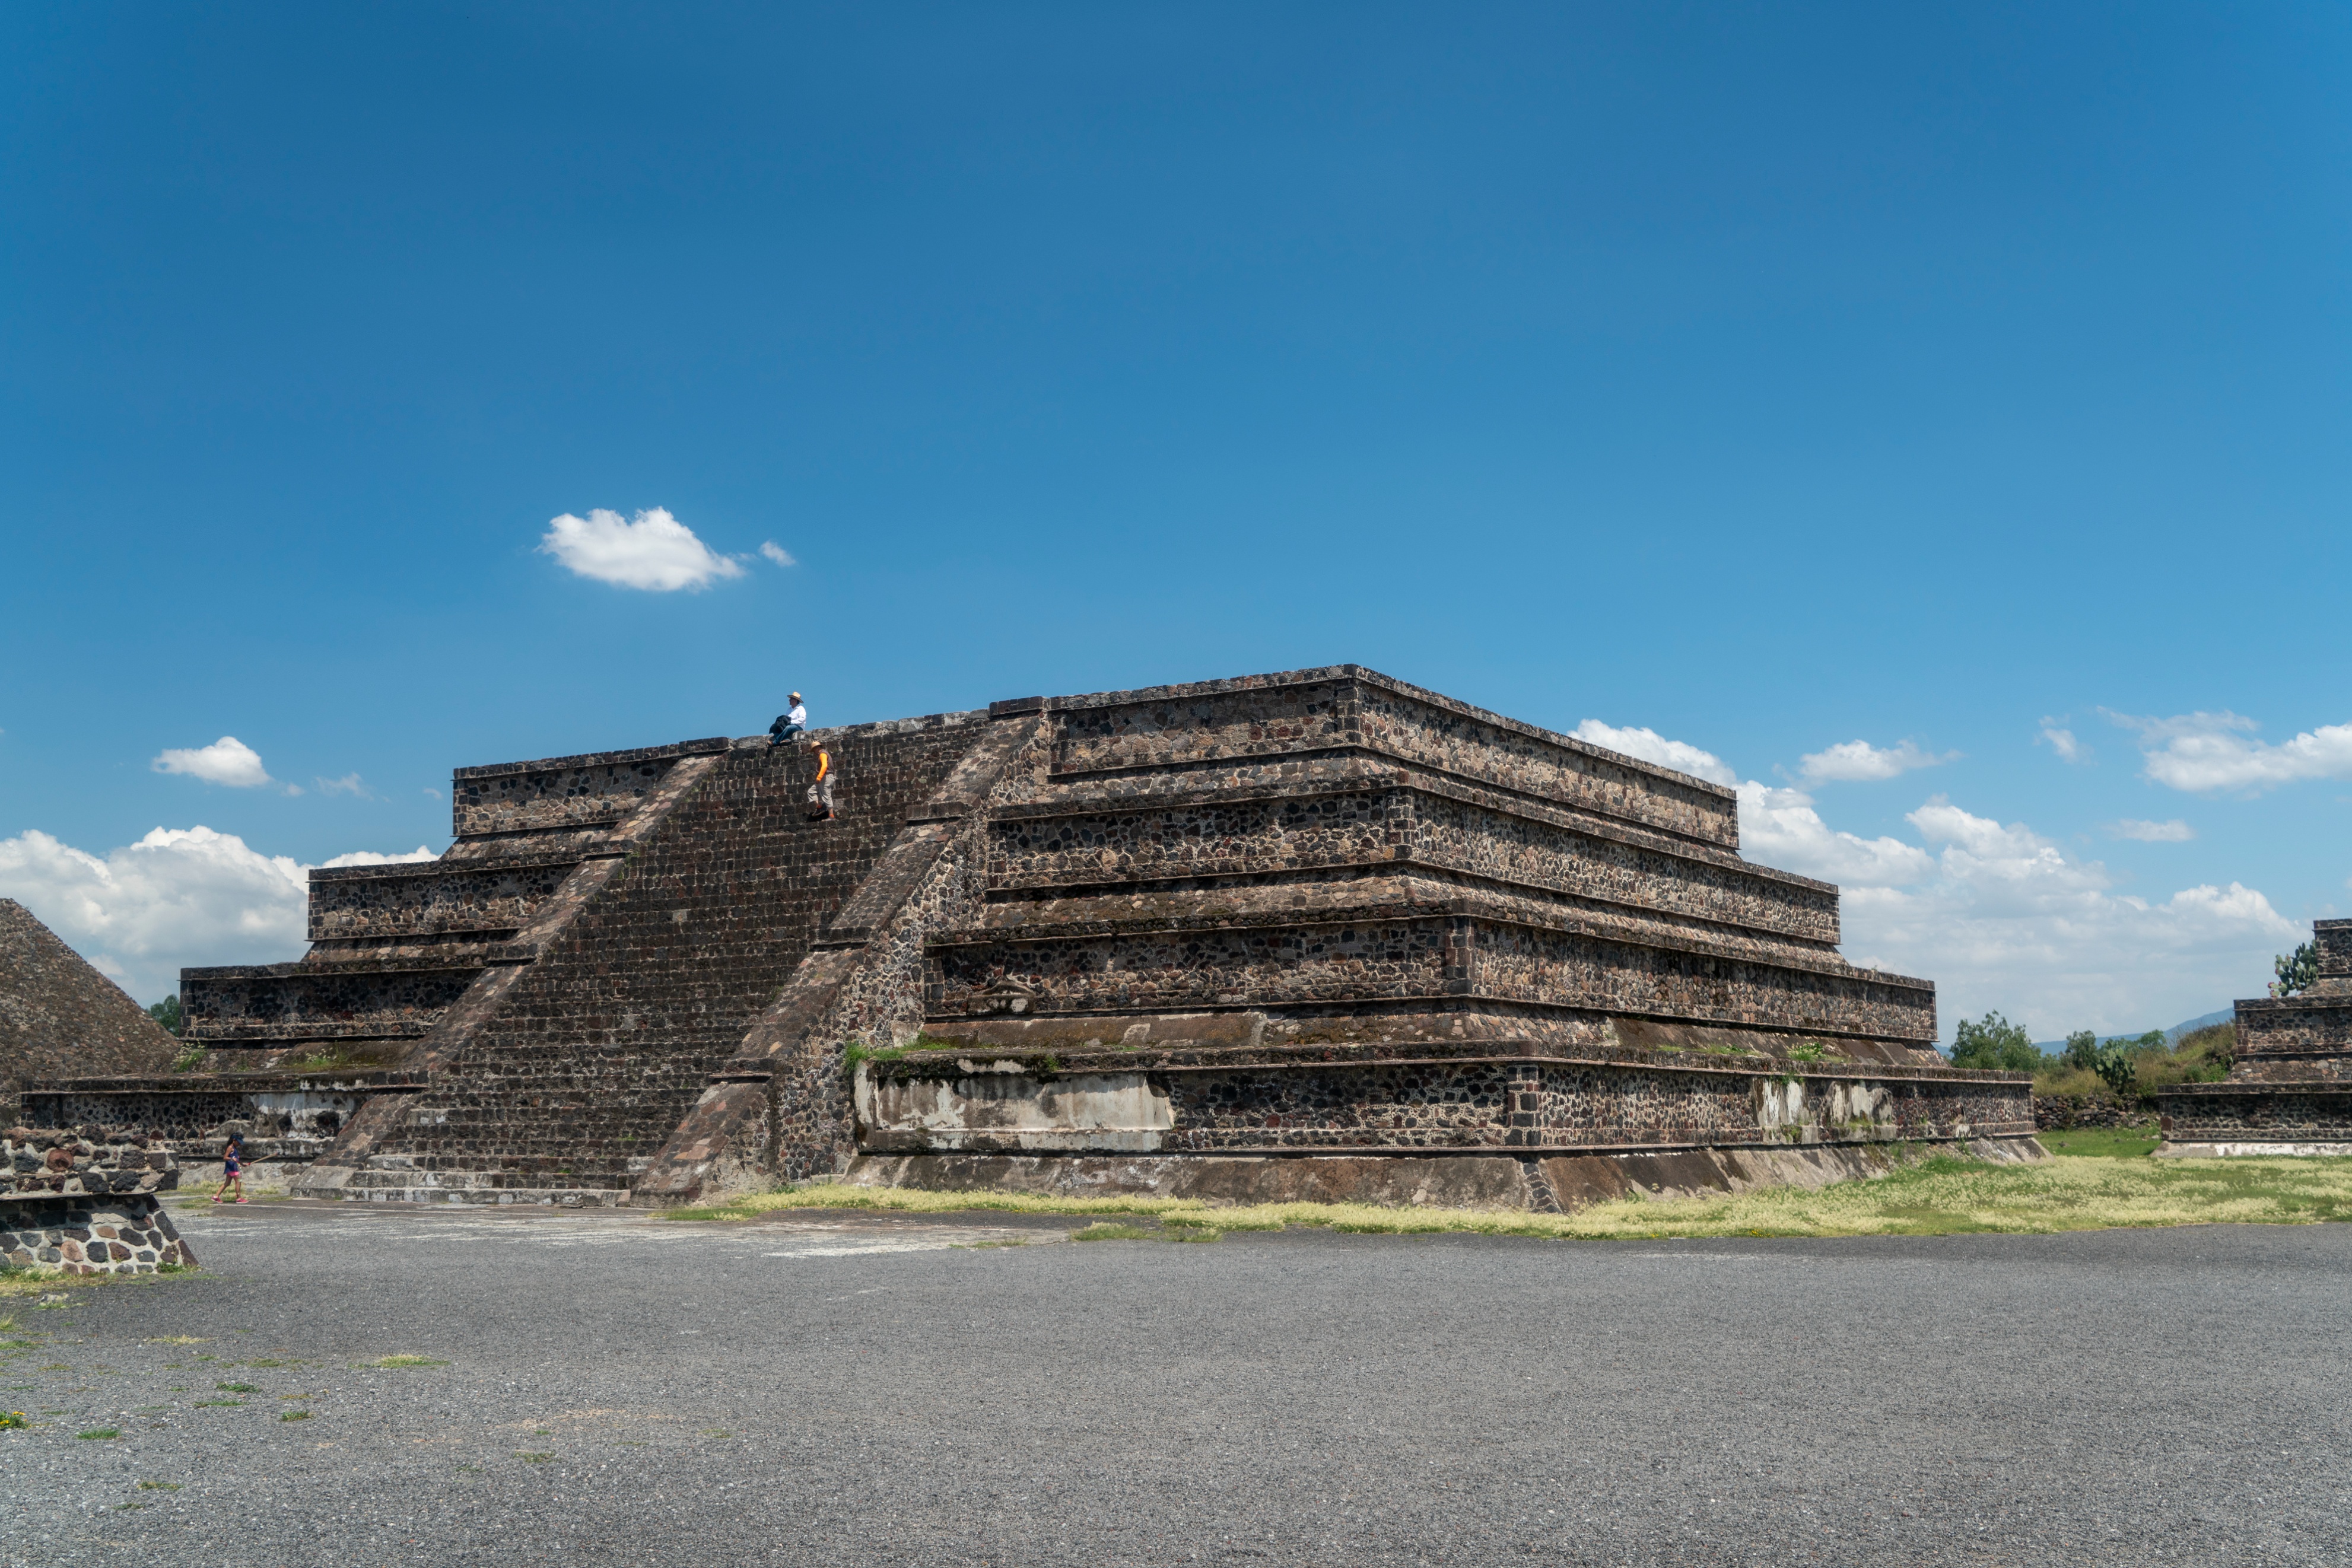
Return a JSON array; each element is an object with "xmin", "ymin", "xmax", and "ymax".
[
  {"xmin": 148, "ymin": 995, "xmax": 183, "ymax": 1036},
  {"xmin": 2062, "ymin": 1029, "xmax": 2100, "ymax": 1071},
  {"xmin": 1949, "ymin": 1011, "xmax": 2043, "ymax": 1073},
  {"xmin": 2272, "ymin": 942, "xmax": 2318, "ymax": 998}
]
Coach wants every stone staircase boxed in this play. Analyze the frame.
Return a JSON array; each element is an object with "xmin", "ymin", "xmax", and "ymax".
[{"xmin": 284, "ymin": 714, "xmax": 993, "ymax": 1204}]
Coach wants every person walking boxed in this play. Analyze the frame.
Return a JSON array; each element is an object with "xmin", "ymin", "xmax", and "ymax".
[
  {"xmin": 768, "ymin": 692, "xmax": 807, "ymax": 748},
  {"xmin": 212, "ymin": 1131, "xmax": 247, "ymax": 1204},
  {"xmin": 806, "ymin": 736, "xmax": 835, "ymax": 822}
]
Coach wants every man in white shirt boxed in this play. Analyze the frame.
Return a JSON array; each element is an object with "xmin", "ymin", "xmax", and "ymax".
[{"xmin": 768, "ymin": 692, "xmax": 807, "ymax": 748}]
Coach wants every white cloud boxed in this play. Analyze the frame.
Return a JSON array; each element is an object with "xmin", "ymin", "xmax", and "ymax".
[
  {"xmin": 314, "ymin": 773, "xmax": 372, "ymax": 799},
  {"xmin": 1572, "ymin": 720, "xmax": 1737, "ymax": 787},
  {"xmin": 1796, "ymin": 738, "xmax": 1957, "ymax": 785},
  {"xmin": 1828, "ymin": 796, "xmax": 2300, "ymax": 1039},
  {"xmin": 0, "ymin": 827, "xmax": 437, "ymax": 1004},
  {"xmin": 2106, "ymin": 708, "xmax": 2352, "ymax": 795},
  {"xmin": 759, "ymin": 540, "xmax": 797, "ymax": 567},
  {"xmin": 151, "ymin": 736, "xmax": 272, "ymax": 788},
  {"xmin": 2037, "ymin": 717, "xmax": 2088, "ymax": 764},
  {"xmin": 2107, "ymin": 818, "xmax": 2195, "ymax": 842},
  {"xmin": 539, "ymin": 507, "xmax": 747, "ymax": 592},
  {"xmin": 1565, "ymin": 714, "xmax": 2302, "ymax": 1038},
  {"xmin": 1736, "ymin": 782, "xmax": 1935, "ymax": 888}
]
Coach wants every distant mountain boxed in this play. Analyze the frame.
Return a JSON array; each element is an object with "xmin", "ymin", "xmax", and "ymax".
[{"xmin": 2030, "ymin": 1009, "xmax": 2233, "ymax": 1052}]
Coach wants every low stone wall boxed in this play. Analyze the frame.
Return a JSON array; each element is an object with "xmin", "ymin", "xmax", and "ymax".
[
  {"xmin": 1, "ymin": 1194, "xmax": 193, "ymax": 1273},
  {"xmin": 2153, "ymin": 1084, "xmax": 2352, "ymax": 1144},
  {"xmin": 21, "ymin": 1072, "xmax": 417, "ymax": 1161},
  {"xmin": 4, "ymin": 1125, "xmax": 193, "ymax": 1273},
  {"xmin": 7, "ymin": 1125, "xmax": 180, "ymax": 1196}
]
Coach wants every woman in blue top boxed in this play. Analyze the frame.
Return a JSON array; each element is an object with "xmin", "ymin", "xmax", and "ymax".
[{"xmin": 212, "ymin": 1131, "xmax": 247, "ymax": 1204}]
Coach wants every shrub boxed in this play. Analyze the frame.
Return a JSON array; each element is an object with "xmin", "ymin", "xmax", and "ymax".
[{"xmin": 2062, "ymin": 1030, "xmax": 2100, "ymax": 1071}]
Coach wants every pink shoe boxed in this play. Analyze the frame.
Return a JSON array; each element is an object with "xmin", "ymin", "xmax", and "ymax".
[
  {"xmin": 234, "ymin": 1197, "xmax": 248, "ymax": 1204},
  {"xmin": 211, "ymin": 1197, "xmax": 222, "ymax": 1204}
]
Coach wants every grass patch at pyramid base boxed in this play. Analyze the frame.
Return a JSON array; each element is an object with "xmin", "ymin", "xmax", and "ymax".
[{"xmin": 666, "ymin": 1153, "xmax": 2352, "ymax": 1239}]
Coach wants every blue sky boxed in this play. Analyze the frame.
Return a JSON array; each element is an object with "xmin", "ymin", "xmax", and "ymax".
[{"xmin": 4, "ymin": 3, "xmax": 2346, "ymax": 1036}]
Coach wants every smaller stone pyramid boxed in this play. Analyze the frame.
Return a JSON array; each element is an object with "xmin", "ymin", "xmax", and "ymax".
[
  {"xmin": 0, "ymin": 898, "xmax": 180, "ymax": 1107},
  {"xmin": 2157, "ymin": 920, "xmax": 2352, "ymax": 1153}
]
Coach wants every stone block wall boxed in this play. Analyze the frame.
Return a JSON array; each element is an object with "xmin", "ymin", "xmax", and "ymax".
[
  {"xmin": 22, "ymin": 1073, "xmax": 405, "ymax": 1157},
  {"xmin": 7, "ymin": 1126, "xmax": 180, "ymax": 1197},
  {"xmin": 1, "ymin": 1197, "xmax": 193, "ymax": 1274},
  {"xmin": 850, "ymin": 1041, "xmax": 2034, "ymax": 1158},
  {"xmin": 2159, "ymin": 1086, "xmax": 2352, "ymax": 1143}
]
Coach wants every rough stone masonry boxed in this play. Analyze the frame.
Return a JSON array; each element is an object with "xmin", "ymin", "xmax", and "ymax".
[
  {"xmin": 26, "ymin": 668, "xmax": 2040, "ymax": 1214},
  {"xmin": 2155, "ymin": 918, "xmax": 2352, "ymax": 1155}
]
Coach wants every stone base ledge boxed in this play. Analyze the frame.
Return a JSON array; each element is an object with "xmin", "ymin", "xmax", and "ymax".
[
  {"xmin": 841, "ymin": 1136, "xmax": 2046, "ymax": 1216},
  {"xmin": 325, "ymin": 1186, "xmax": 629, "ymax": 1207},
  {"xmin": 2155, "ymin": 1140, "xmax": 2352, "ymax": 1159}
]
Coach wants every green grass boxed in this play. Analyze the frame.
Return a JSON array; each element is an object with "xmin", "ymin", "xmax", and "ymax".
[
  {"xmin": 674, "ymin": 1154, "xmax": 2352, "ymax": 1241},
  {"xmin": 355, "ymin": 1355, "xmax": 447, "ymax": 1369},
  {"xmin": 1071, "ymin": 1223, "xmax": 1158, "ymax": 1242},
  {"xmin": 76, "ymin": 1428, "xmax": 119, "ymax": 1440},
  {"xmin": 215, "ymin": 1382, "xmax": 258, "ymax": 1392},
  {"xmin": 279, "ymin": 1410, "xmax": 312, "ymax": 1422},
  {"xmin": 2039, "ymin": 1127, "xmax": 2162, "ymax": 1158}
]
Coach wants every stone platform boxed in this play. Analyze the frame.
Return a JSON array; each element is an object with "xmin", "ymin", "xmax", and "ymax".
[
  {"xmin": 38, "ymin": 667, "xmax": 2035, "ymax": 1213},
  {"xmin": 3, "ymin": 1127, "xmax": 195, "ymax": 1273},
  {"xmin": 2156, "ymin": 920, "xmax": 2352, "ymax": 1154}
]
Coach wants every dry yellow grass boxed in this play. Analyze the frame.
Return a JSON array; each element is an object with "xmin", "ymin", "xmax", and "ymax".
[{"xmin": 669, "ymin": 1153, "xmax": 2352, "ymax": 1240}]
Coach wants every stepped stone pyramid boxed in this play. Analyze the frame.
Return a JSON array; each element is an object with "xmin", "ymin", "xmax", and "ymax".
[
  {"xmin": 2156, "ymin": 920, "xmax": 2352, "ymax": 1154},
  {"xmin": 28, "ymin": 668, "xmax": 2038, "ymax": 1212},
  {"xmin": 0, "ymin": 899, "xmax": 179, "ymax": 1103}
]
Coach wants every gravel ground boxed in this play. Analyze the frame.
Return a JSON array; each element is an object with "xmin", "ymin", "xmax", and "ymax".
[{"xmin": 2, "ymin": 1200, "xmax": 2348, "ymax": 1567}]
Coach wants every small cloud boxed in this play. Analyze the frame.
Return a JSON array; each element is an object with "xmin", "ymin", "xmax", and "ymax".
[
  {"xmin": 539, "ymin": 507, "xmax": 747, "ymax": 592},
  {"xmin": 1796, "ymin": 739, "xmax": 1957, "ymax": 785},
  {"xmin": 759, "ymin": 541, "xmax": 797, "ymax": 567},
  {"xmin": 317, "ymin": 846, "xmax": 437, "ymax": 868},
  {"xmin": 314, "ymin": 773, "xmax": 373, "ymax": 799},
  {"xmin": 2107, "ymin": 818, "xmax": 2196, "ymax": 842},
  {"xmin": 2104, "ymin": 707, "xmax": 2352, "ymax": 795},
  {"xmin": 152, "ymin": 736, "xmax": 274, "ymax": 788},
  {"xmin": 422, "ymin": 786, "xmax": 443, "ymax": 802},
  {"xmin": 1572, "ymin": 720, "xmax": 1736, "ymax": 786},
  {"xmin": 2037, "ymin": 717, "xmax": 2088, "ymax": 764}
]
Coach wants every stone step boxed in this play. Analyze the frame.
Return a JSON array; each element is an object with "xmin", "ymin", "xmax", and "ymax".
[
  {"xmin": 336, "ymin": 1182, "xmax": 632, "ymax": 1208},
  {"xmin": 306, "ymin": 855, "xmax": 584, "ymax": 942}
]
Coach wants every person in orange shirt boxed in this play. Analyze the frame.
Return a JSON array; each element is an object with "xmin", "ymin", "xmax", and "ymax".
[{"xmin": 805, "ymin": 737, "xmax": 835, "ymax": 822}]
